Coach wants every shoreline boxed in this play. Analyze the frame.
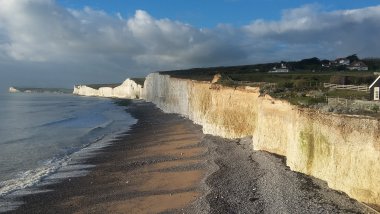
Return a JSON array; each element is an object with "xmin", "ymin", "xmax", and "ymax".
[
  {"xmin": 7, "ymin": 101, "xmax": 211, "ymax": 213},
  {"xmin": 5, "ymin": 100, "xmax": 375, "ymax": 213}
]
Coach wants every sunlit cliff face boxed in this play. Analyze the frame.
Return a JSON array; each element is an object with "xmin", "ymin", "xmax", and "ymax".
[
  {"xmin": 143, "ymin": 72, "xmax": 380, "ymax": 207},
  {"xmin": 74, "ymin": 79, "xmax": 142, "ymax": 99}
]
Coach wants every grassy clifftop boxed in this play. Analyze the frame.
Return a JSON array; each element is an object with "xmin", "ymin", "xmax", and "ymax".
[
  {"xmin": 159, "ymin": 63, "xmax": 380, "ymax": 116},
  {"xmin": 83, "ymin": 78, "xmax": 146, "ymax": 90}
]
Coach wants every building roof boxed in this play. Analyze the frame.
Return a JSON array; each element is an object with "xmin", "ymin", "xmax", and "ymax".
[{"xmin": 349, "ymin": 61, "xmax": 368, "ymax": 67}]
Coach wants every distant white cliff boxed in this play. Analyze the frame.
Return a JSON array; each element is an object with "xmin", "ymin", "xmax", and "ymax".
[
  {"xmin": 73, "ymin": 78, "xmax": 143, "ymax": 99},
  {"xmin": 8, "ymin": 87, "xmax": 72, "ymax": 94},
  {"xmin": 8, "ymin": 87, "xmax": 19, "ymax": 93}
]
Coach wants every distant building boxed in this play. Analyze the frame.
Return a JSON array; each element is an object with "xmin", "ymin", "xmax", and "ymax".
[
  {"xmin": 269, "ymin": 63, "xmax": 289, "ymax": 73},
  {"xmin": 335, "ymin": 58, "xmax": 350, "ymax": 66},
  {"xmin": 348, "ymin": 61, "xmax": 368, "ymax": 71},
  {"xmin": 369, "ymin": 76, "xmax": 380, "ymax": 101},
  {"xmin": 322, "ymin": 62, "xmax": 331, "ymax": 68}
]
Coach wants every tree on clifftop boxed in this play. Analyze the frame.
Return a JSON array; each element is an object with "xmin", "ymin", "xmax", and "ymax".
[{"xmin": 346, "ymin": 54, "xmax": 359, "ymax": 63}]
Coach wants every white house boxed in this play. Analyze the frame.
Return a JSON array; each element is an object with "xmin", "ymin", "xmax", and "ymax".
[
  {"xmin": 335, "ymin": 58, "xmax": 350, "ymax": 66},
  {"xmin": 269, "ymin": 63, "xmax": 289, "ymax": 73},
  {"xmin": 348, "ymin": 61, "xmax": 368, "ymax": 71}
]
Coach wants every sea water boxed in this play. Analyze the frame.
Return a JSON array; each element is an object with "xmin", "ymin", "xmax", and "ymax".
[{"xmin": 0, "ymin": 92, "xmax": 136, "ymax": 210}]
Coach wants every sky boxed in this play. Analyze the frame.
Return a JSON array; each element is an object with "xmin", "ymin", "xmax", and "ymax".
[{"xmin": 1, "ymin": 0, "xmax": 380, "ymax": 89}]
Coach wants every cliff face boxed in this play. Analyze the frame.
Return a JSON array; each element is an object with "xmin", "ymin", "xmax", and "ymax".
[
  {"xmin": 8, "ymin": 87, "xmax": 19, "ymax": 93},
  {"xmin": 73, "ymin": 79, "xmax": 143, "ymax": 99},
  {"xmin": 144, "ymin": 73, "xmax": 380, "ymax": 206}
]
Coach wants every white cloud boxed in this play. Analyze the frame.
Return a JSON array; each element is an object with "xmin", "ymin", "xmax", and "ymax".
[
  {"xmin": 243, "ymin": 5, "xmax": 380, "ymax": 59},
  {"xmin": 0, "ymin": 1, "xmax": 380, "ymax": 88}
]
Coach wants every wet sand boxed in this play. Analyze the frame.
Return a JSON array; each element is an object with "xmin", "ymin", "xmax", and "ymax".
[{"xmin": 9, "ymin": 101, "xmax": 210, "ymax": 213}]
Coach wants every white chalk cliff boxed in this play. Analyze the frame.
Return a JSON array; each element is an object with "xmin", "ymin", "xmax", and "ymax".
[
  {"xmin": 143, "ymin": 72, "xmax": 380, "ymax": 207},
  {"xmin": 73, "ymin": 78, "xmax": 143, "ymax": 99},
  {"xmin": 8, "ymin": 87, "xmax": 19, "ymax": 93},
  {"xmin": 74, "ymin": 72, "xmax": 380, "ymax": 207}
]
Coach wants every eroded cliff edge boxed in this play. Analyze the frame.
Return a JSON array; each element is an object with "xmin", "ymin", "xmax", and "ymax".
[{"xmin": 143, "ymin": 72, "xmax": 380, "ymax": 208}]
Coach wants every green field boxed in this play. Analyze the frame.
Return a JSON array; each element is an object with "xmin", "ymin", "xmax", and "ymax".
[
  {"xmin": 160, "ymin": 55, "xmax": 380, "ymax": 86},
  {"xmin": 85, "ymin": 83, "xmax": 122, "ymax": 89},
  {"xmin": 162, "ymin": 68, "xmax": 375, "ymax": 88},
  {"xmin": 84, "ymin": 77, "xmax": 146, "ymax": 89},
  {"xmin": 130, "ymin": 78, "xmax": 145, "ymax": 86},
  {"xmin": 160, "ymin": 64, "xmax": 377, "ymax": 107}
]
